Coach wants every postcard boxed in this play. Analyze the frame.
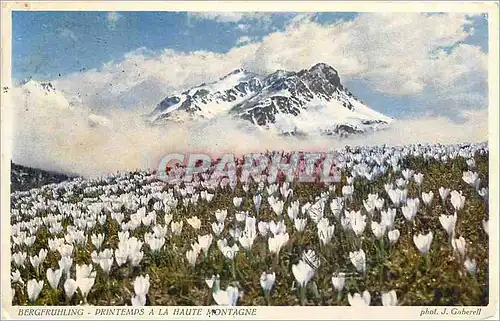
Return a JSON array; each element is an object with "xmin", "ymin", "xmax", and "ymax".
[{"xmin": 1, "ymin": 1, "xmax": 499, "ymax": 320}]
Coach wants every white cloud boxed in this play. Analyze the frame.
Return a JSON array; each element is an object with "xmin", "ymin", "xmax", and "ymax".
[
  {"xmin": 50, "ymin": 12, "xmax": 486, "ymax": 118},
  {"xmin": 237, "ymin": 23, "xmax": 249, "ymax": 31},
  {"xmin": 8, "ymin": 81, "xmax": 488, "ymax": 178},
  {"xmin": 236, "ymin": 36, "xmax": 253, "ymax": 46},
  {"xmin": 188, "ymin": 12, "xmax": 275, "ymax": 31},
  {"xmin": 189, "ymin": 12, "xmax": 247, "ymax": 23},
  {"xmin": 107, "ymin": 12, "xmax": 122, "ymax": 28},
  {"xmin": 286, "ymin": 13, "xmax": 318, "ymax": 27},
  {"xmin": 53, "ymin": 45, "xmax": 259, "ymax": 112},
  {"xmin": 244, "ymin": 13, "xmax": 486, "ymax": 96},
  {"xmin": 189, "ymin": 12, "xmax": 269, "ymax": 23},
  {"xmin": 59, "ymin": 28, "xmax": 77, "ymax": 41}
]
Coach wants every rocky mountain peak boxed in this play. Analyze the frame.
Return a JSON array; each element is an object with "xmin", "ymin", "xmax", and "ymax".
[{"xmin": 147, "ymin": 63, "xmax": 392, "ymax": 136}]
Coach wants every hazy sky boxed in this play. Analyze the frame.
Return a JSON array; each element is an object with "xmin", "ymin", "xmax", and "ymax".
[{"xmin": 12, "ymin": 12, "xmax": 488, "ymax": 119}]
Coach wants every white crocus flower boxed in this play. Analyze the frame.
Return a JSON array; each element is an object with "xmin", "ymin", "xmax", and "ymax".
[
  {"xmin": 131, "ymin": 294, "xmax": 147, "ymax": 306},
  {"xmin": 381, "ymin": 290, "xmax": 398, "ymax": 306},
  {"xmin": 197, "ymin": 234, "xmax": 213, "ymax": 253},
  {"xmin": 439, "ymin": 213, "xmax": 457, "ymax": 237},
  {"xmin": 413, "ymin": 173, "xmax": 424, "ymax": 186},
  {"xmin": 381, "ymin": 208, "xmax": 396, "ymax": 230},
  {"xmin": 99, "ymin": 258, "xmax": 113, "ymax": 275},
  {"xmin": 348, "ymin": 211, "xmax": 366, "ymax": 236},
  {"xmin": 185, "ymin": 249, "xmax": 199, "ymax": 266},
  {"xmin": 215, "ymin": 209, "xmax": 228, "ymax": 224},
  {"xmin": 238, "ymin": 233, "xmax": 256, "ymax": 251},
  {"xmin": 268, "ymin": 220, "xmax": 286, "ymax": 236},
  {"xmin": 462, "ymin": 171, "xmax": 481, "ymax": 190},
  {"xmin": 482, "ymin": 219, "xmax": 489, "ymax": 236},
  {"xmin": 211, "ymin": 222, "xmax": 224, "ymax": 236},
  {"xmin": 388, "ymin": 229, "xmax": 400, "ymax": 244},
  {"xmin": 46, "ymin": 268, "xmax": 63, "ymax": 290},
  {"xmin": 77, "ymin": 277, "xmax": 95, "ymax": 301},
  {"xmin": 134, "ymin": 274, "xmax": 150, "ymax": 297},
  {"xmin": 402, "ymin": 198, "xmax": 420, "ymax": 222},
  {"xmin": 268, "ymin": 233, "xmax": 289, "ymax": 255},
  {"xmin": 186, "ymin": 216, "xmax": 202, "ymax": 230},
  {"xmin": 450, "ymin": 190, "xmax": 466, "ymax": 212},
  {"xmin": 413, "ymin": 232, "xmax": 433, "ymax": 254},
  {"xmin": 12, "ymin": 252, "xmax": 27, "ymax": 268},
  {"xmin": 464, "ymin": 258, "xmax": 477, "ymax": 275},
  {"xmin": 371, "ymin": 221, "xmax": 386, "ymax": 239},
  {"xmin": 341, "ymin": 185, "xmax": 354, "ymax": 199},
  {"xmin": 451, "ymin": 236, "xmax": 466, "ymax": 259},
  {"xmin": 233, "ymin": 197, "xmax": 243, "ymax": 208},
  {"xmin": 63, "ymin": 278, "xmax": 77, "ymax": 299},
  {"xmin": 287, "ymin": 201, "xmax": 300, "ymax": 221},
  {"xmin": 317, "ymin": 222, "xmax": 335, "ymax": 245},
  {"xmin": 270, "ymin": 199, "xmax": 284, "ymax": 216},
  {"xmin": 27, "ymin": 279, "xmax": 44, "ymax": 302},
  {"xmin": 331, "ymin": 273, "xmax": 346, "ymax": 292},
  {"xmin": 439, "ymin": 187, "xmax": 451, "ymax": 202},
  {"xmin": 58, "ymin": 256, "xmax": 73, "ymax": 276},
  {"xmin": 57, "ymin": 243, "xmax": 74, "ymax": 258},
  {"xmin": 292, "ymin": 260, "xmax": 316, "ymax": 288},
  {"xmin": 213, "ymin": 286, "xmax": 240, "ymax": 306},
  {"xmin": 164, "ymin": 214, "xmax": 173, "ymax": 226},
  {"xmin": 294, "ymin": 217, "xmax": 307, "ymax": 232},
  {"xmin": 91, "ymin": 233, "xmax": 105, "ymax": 250},
  {"xmin": 221, "ymin": 244, "xmax": 239, "ymax": 260},
  {"xmin": 348, "ymin": 291, "xmax": 371, "ymax": 306},
  {"xmin": 205, "ymin": 274, "xmax": 220, "ymax": 291},
  {"xmin": 349, "ymin": 249, "xmax": 366, "ymax": 274},
  {"xmin": 421, "ymin": 191, "xmax": 434, "ymax": 207},
  {"xmin": 235, "ymin": 211, "xmax": 247, "ymax": 223},
  {"xmin": 11, "ymin": 270, "xmax": 23, "ymax": 284},
  {"xmin": 260, "ymin": 272, "xmax": 276, "ymax": 293},
  {"xmin": 170, "ymin": 221, "xmax": 184, "ymax": 236},
  {"xmin": 30, "ymin": 255, "xmax": 42, "ymax": 269},
  {"xmin": 253, "ymin": 194, "xmax": 262, "ymax": 215}
]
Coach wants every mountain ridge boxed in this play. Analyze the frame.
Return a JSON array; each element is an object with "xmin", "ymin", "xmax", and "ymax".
[
  {"xmin": 10, "ymin": 162, "xmax": 76, "ymax": 192},
  {"xmin": 148, "ymin": 63, "xmax": 393, "ymax": 136}
]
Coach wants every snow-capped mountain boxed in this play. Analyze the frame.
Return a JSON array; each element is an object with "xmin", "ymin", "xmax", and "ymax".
[
  {"xmin": 19, "ymin": 79, "xmax": 78, "ymax": 110},
  {"xmin": 15, "ymin": 80, "xmax": 111, "ymax": 128},
  {"xmin": 148, "ymin": 63, "xmax": 393, "ymax": 136}
]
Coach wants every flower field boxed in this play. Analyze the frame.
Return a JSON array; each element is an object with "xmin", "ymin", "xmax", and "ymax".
[{"xmin": 10, "ymin": 142, "xmax": 489, "ymax": 306}]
